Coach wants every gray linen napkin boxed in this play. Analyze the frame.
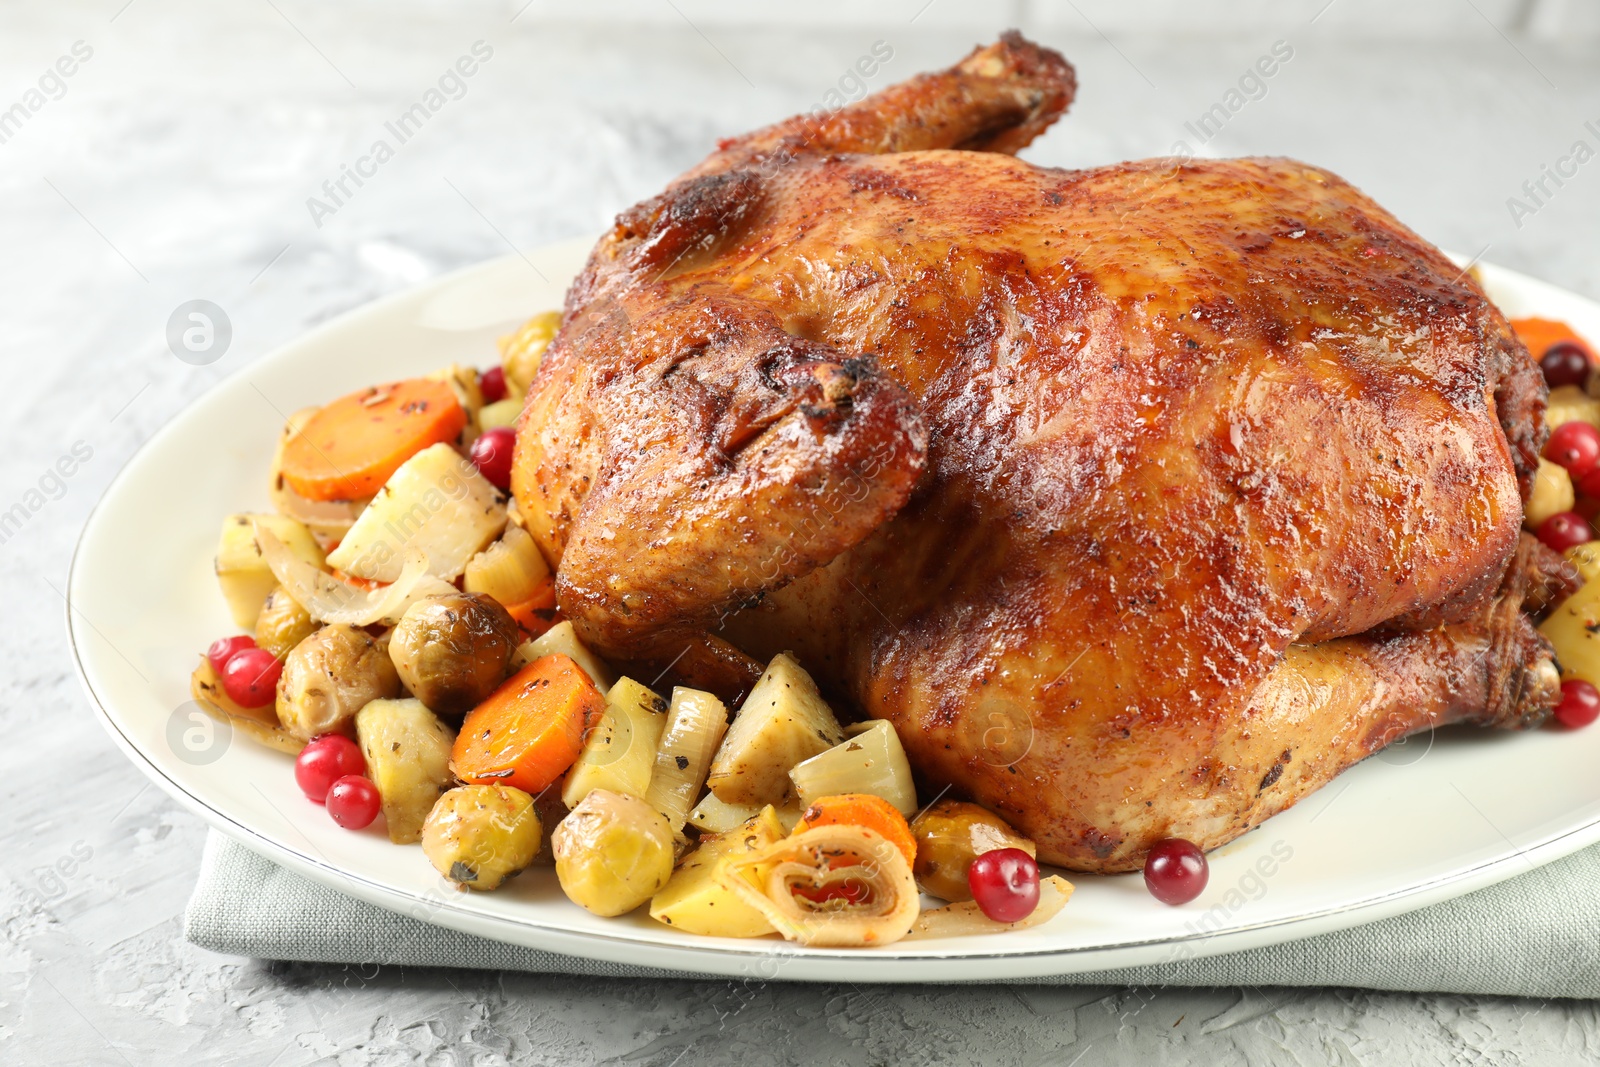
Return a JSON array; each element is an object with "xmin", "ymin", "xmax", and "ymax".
[{"xmin": 185, "ymin": 833, "xmax": 1600, "ymax": 996}]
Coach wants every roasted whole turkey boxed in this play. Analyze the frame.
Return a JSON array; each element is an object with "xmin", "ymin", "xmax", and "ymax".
[{"xmin": 512, "ymin": 33, "xmax": 1570, "ymax": 872}]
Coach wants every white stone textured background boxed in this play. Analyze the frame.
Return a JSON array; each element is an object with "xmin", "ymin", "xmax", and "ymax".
[{"xmin": 5, "ymin": 0, "xmax": 1600, "ymax": 1062}]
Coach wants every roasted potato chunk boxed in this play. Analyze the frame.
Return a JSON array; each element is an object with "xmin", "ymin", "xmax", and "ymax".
[
  {"xmin": 1525, "ymin": 458, "xmax": 1575, "ymax": 530},
  {"xmin": 356, "ymin": 698, "xmax": 457, "ymax": 844},
  {"xmin": 706, "ymin": 653, "xmax": 844, "ymax": 806},
  {"xmin": 422, "ymin": 785, "xmax": 542, "ymax": 890},
  {"xmin": 276, "ymin": 624, "xmax": 400, "ymax": 740},
  {"xmin": 216, "ymin": 512, "xmax": 323, "ymax": 629},
  {"xmin": 514, "ymin": 620, "xmax": 615, "ymax": 690},
  {"xmin": 388, "ymin": 592, "xmax": 520, "ymax": 717},
  {"xmin": 324, "ymin": 443, "xmax": 507, "ymax": 584},
  {"xmin": 650, "ymin": 806, "xmax": 786, "ymax": 937},
  {"xmin": 1547, "ymin": 383, "xmax": 1600, "ymax": 431},
  {"xmin": 1540, "ymin": 578, "xmax": 1600, "ymax": 687},
  {"xmin": 1567, "ymin": 542, "xmax": 1600, "ymax": 584}
]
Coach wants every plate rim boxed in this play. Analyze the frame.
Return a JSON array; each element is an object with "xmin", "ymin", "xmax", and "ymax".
[
  {"xmin": 67, "ymin": 248, "xmax": 1600, "ymax": 983},
  {"xmin": 75, "ymin": 665, "xmax": 1600, "ymax": 981}
]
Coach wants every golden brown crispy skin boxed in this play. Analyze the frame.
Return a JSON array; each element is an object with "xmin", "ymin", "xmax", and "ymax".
[{"xmin": 512, "ymin": 33, "xmax": 1559, "ymax": 871}]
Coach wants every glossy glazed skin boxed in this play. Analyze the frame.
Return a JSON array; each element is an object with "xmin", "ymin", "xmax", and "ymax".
[{"xmin": 513, "ymin": 33, "xmax": 1565, "ymax": 872}]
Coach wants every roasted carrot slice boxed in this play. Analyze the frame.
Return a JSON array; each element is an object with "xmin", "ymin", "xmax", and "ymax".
[
  {"xmin": 327, "ymin": 567, "xmax": 384, "ymax": 591},
  {"xmin": 1511, "ymin": 317, "xmax": 1594, "ymax": 362},
  {"xmin": 792, "ymin": 793, "xmax": 917, "ymax": 867},
  {"xmin": 451, "ymin": 653, "xmax": 605, "ymax": 794},
  {"xmin": 504, "ymin": 578, "xmax": 559, "ymax": 638},
  {"xmin": 280, "ymin": 378, "xmax": 467, "ymax": 501}
]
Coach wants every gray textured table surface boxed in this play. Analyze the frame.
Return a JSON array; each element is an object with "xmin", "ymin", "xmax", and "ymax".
[{"xmin": 6, "ymin": 2, "xmax": 1600, "ymax": 1063}]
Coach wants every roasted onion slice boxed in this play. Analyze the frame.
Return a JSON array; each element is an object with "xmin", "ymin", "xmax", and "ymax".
[
  {"xmin": 905, "ymin": 874, "xmax": 1075, "ymax": 939},
  {"xmin": 718, "ymin": 825, "xmax": 919, "ymax": 947},
  {"xmin": 255, "ymin": 523, "xmax": 453, "ymax": 626},
  {"xmin": 189, "ymin": 657, "xmax": 303, "ymax": 755}
]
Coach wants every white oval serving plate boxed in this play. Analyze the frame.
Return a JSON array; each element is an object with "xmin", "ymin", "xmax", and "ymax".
[{"xmin": 69, "ymin": 237, "xmax": 1600, "ymax": 982}]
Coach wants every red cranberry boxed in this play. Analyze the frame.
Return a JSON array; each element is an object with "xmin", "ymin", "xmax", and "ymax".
[
  {"xmin": 1538, "ymin": 511, "xmax": 1594, "ymax": 552},
  {"xmin": 295, "ymin": 735, "xmax": 368, "ymax": 803},
  {"xmin": 967, "ymin": 847, "xmax": 1041, "ymax": 923},
  {"xmin": 326, "ymin": 775, "xmax": 382, "ymax": 829},
  {"xmin": 480, "ymin": 365, "xmax": 508, "ymax": 404},
  {"xmin": 1546, "ymin": 422, "xmax": 1600, "ymax": 478},
  {"xmin": 1144, "ymin": 838, "xmax": 1209, "ymax": 905},
  {"xmin": 1578, "ymin": 466, "xmax": 1600, "ymax": 501},
  {"xmin": 207, "ymin": 634, "xmax": 257, "ymax": 675},
  {"xmin": 220, "ymin": 647, "xmax": 282, "ymax": 708},
  {"xmin": 1542, "ymin": 341, "xmax": 1593, "ymax": 389},
  {"xmin": 1554, "ymin": 680, "xmax": 1600, "ymax": 729},
  {"xmin": 469, "ymin": 426, "xmax": 516, "ymax": 491}
]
